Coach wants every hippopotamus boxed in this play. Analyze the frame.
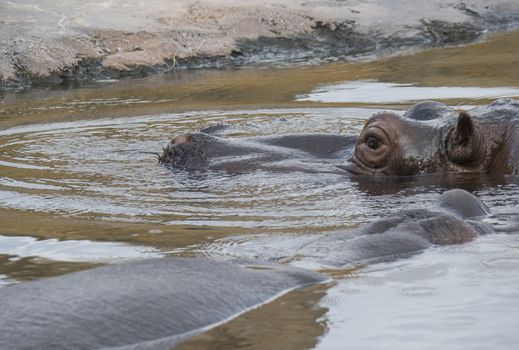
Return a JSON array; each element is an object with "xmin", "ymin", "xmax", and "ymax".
[
  {"xmin": 346, "ymin": 98, "xmax": 519, "ymax": 176},
  {"xmin": 159, "ymin": 98, "xmax": 519, "ymax": 176},
  {"xmin": 0, "ymin": 189, "xmax": 495, "ymax": 350},
  {"xmin": 159, "ymin": 129, "xmax": 356, "ymax": 174},
  {"xmin": 208, "ymin": 189, "xmax": 494, "ymax": 266},
  {"xmin": 0, "ymin": 258, "xmax": 327, "ymax": 350}
]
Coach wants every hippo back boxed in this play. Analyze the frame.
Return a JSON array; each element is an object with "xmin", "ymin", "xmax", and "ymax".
[
  {"xmin": 0, "ymin": 258, "xmax": 326, "ymax": 350},
  {"xmin": 403, "ymin": 101, "xmax": 454, "ymax": 121}
]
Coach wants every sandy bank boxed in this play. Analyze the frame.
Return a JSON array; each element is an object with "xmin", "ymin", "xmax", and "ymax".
[{"xmin": 1, "ymin": 0, "xmax": 519, "ymax": 89}]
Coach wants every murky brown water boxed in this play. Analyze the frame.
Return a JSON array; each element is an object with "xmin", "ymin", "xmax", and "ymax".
[{"xmin": 1, "ymin": 31, "xmax": 519, "ymax": 348}]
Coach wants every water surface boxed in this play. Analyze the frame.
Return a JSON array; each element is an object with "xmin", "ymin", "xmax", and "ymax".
[{"xmin": 1, "ymin": 30, "xmax": 519, "ymax": 349}]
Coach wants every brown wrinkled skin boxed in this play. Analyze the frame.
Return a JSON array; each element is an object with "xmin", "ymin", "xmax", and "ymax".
[{"xmin": 345, "ymin": 98, "xmax": 519, "ymax": 176}]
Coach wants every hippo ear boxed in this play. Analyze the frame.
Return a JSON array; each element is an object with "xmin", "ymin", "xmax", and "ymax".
[
  {"xmin": 453, "ymin": 111, "xmax": 474, "ymax": 146},
  {"xmin": 446, "ymin": 111, "xmax": 483, "ymax": 165}
]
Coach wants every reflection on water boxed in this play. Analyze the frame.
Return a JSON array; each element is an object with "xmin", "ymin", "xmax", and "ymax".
[
  {"xmin": 298, "ymin": 80, "xmax": 519, "ymax": 103},
  {"xmin": 0, "ymin": 274, "xmax": 7, "ymax": 286},
  {"xmin": 316, "ymin": 234, "xmax": 519, "ymax": 350},
  {"xmin": 1, "ymin": 29, "xmax": 519, "ymax": 350},
  {"xmin": 0, "ymin": 235, "xmax": 159, "ymax": 262},
  {"xmin": 176, "ymin": 283, "xmax": 330, "ymax": 350},
  {"xmin": 0, "ymin": 254, "xmax": 105, "ymax": 282}
]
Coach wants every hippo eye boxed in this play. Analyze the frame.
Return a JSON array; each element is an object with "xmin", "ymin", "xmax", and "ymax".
[
  {"xmin": 366, "ymin": 136, "xmax": 381, "ymax": 150},
  {"xmin": 353, "ymin": 125, "xmax": 393, "ymax": 171}
]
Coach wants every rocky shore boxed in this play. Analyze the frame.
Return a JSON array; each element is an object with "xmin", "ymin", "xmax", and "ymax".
[{"xmin": 1, "ymin": 0, "xmax": 519, "ymax": 90}]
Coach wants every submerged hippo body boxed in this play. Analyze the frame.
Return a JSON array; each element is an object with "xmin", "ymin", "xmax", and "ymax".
[
  {"xmin": 0, "ymin": 258, "xmax": 327, "ymax": 350},
  {"xmin": 159, "ymin": 98, "xmax": 519, "ymax": 176},
  {"xmin": 212, "ymin": 189, "xmax": 494, "ymax": 266},
  {"xmin": 0, "ymin": 190, "xmax": 494, "ymax": 350},
  {"xmin": 301, "ymin": 189, "xmax": 493, "ymax": 266}
]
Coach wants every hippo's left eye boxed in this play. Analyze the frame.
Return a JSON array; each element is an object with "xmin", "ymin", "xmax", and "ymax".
[
  {"xmin": 352, "ymin": 125, "xmax": 393, "ymax": 171},
  {"xmin": 366, "ymin": 136, "xmax": 381, "ymax": 150}
]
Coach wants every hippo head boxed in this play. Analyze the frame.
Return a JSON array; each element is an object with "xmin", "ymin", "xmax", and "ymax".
[{"xmin": 345, "ymin": 102, "xmax": 488, "ymax": 176}]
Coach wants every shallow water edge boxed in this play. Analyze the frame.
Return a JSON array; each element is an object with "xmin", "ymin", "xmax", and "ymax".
[{"xmin": 2, "ymin": 0, "xmax": 519, "ymax": 90}]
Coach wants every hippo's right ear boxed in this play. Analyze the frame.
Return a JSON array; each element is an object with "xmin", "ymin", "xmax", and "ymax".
[
  {"xmin": 453, "ymin": 111, "xmax": 474, "ymax": 146},
  {"xmin": 446, "ymin": 111, "xmax": 484, "ymax": 165}
]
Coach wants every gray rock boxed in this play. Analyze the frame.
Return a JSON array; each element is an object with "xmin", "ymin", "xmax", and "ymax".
[{"xmin": 2, "ymin": 0, "xmax": 519, "ymax": 89}]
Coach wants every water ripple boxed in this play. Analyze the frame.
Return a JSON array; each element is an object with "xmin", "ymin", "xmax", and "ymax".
[{"xmin": 1, "ymin": 106, "xmax": 517, "ymax": 235}]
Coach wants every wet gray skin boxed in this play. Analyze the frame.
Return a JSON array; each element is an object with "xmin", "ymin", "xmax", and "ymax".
[
  {"xmin": 296, "ymin": 189, "xmax": 494, "ymax": 266},
  {"xmin": 159, "ymin": 131, "xmax": 356, "ymax": 174},
  {"xmin": 159, "ymin": 98, "xmax": 519, "ymax": 176},
  {"xmin": 0, "ymin": 258, "xmax": 327, "ymax": 350},
  {"xmin": 209, "ymin": 189, "xmax": 494, "ymax": 267},
  {"xmin": 0, "ymin": 190, "xmax": 494, "ymax": 350}
]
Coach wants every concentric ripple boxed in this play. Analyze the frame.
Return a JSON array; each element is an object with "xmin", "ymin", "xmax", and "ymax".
[
  {"xmin": 1, "ymin": 106, "xmax": 518, "ymax": 236},
  {"xmin": 0, "ymin": 107, "xmax": 377, "ymax": 231}
]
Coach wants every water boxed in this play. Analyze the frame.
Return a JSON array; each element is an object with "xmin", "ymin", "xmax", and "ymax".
[
  {"xmin": 316, "ymin": 234, "xmax": 519, "ymax": 350},
  {"xmin": 0, "ymin": 235, "xmax": 160, "ymax": 262},
  {"xmin": 297, "ymin": 80, "xmax": 519, "ymax": 103},
  {"xmin": 1, "ymin": 30, "xmax": 519, "ymax": 349}
]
